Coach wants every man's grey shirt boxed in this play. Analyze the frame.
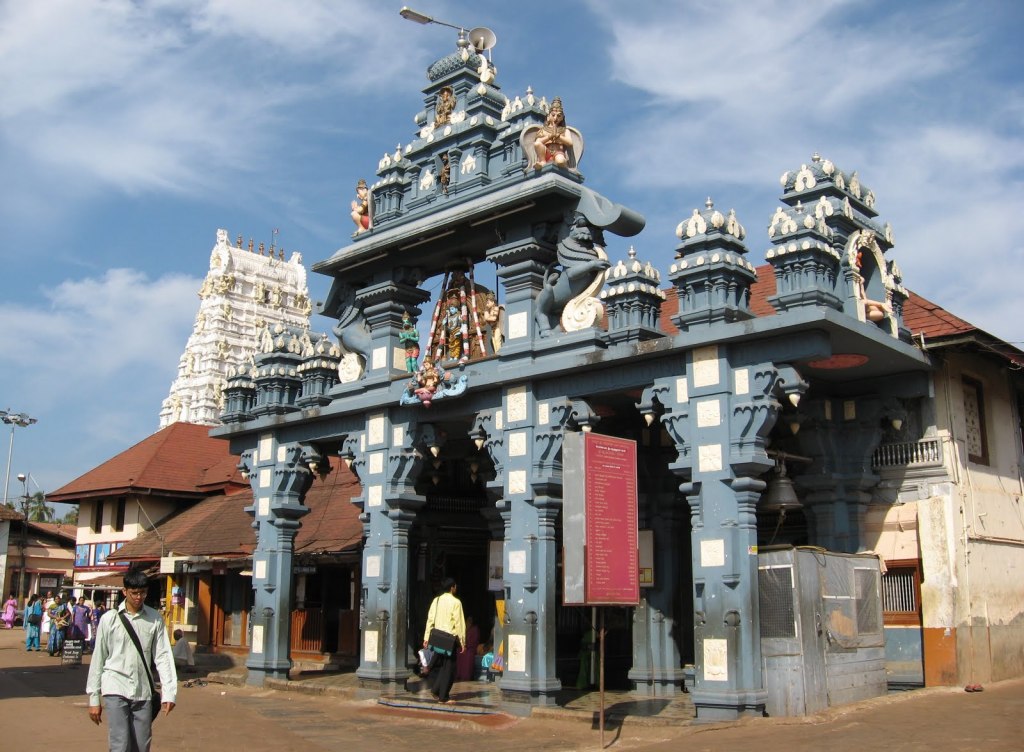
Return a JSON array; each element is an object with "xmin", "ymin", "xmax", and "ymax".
[{"xmin": 86, "ymin": 602, "xmax": 177, "ymax": 707}]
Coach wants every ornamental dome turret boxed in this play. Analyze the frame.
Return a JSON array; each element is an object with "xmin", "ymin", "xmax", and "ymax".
[
  {"xmin": 674, "ymin": 197, "xmax": 748, "ymax": 257},
  {"xmin": 296, "ymin": 331, "xmax": 342, "ymax": 408},
  {"xmin": 601, "ymin": 246, "xmax": 666, "ymax": 344},
  {"xmin": 250, "ymin": 323, "xmax": 306, "ymax": 417},
  {"xmin": 427, "ymin": 46, "xmax": 491, "ymax": 83},
  {"xmin": 779, "ymin": 152, "xmax": 878, "ymax": 219},
  {"xmin": 669, "ymin": 199, "xmax": 757, "ymax": 330}
]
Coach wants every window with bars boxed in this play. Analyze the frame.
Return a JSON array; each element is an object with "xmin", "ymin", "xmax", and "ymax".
[{"xmin": 881, "ymin": 559, "xmax": 921, "ymax": 626}]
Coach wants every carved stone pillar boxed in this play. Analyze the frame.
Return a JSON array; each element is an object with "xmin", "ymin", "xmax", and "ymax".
[
  {"xmin": 240, "ymin": 437, "xmax": 316, "ymax": 685},
  {"xmin": 487, "ymin": 233, "xmax": 556, "ymax": 355},
  {"xmin": 357, "ymin": 278, "xmax": 430, "ymax": 383},
  {"xmin": 356, "ymin": 413, "xmax": 430, "ymax": 691},
  {"xmin": 629, "ymin": 487, "xmax": 688, "ymax": 696},
  {"xmin": 647, "ymin": 347, "xmax": 804, "ymax": 720},
  {"xmin": 494, "ymin": 386, "xmax": 562, "ymax": 704},
  {"xmin": 795, "ymin": 396, "xmax": 885, "ymax": 552}
]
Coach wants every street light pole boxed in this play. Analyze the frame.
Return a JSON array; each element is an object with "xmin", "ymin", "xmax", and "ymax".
[
  {"xmin": 16, "ymin": 473, "xmax": 29, "ymax": 605},
  {"xmin": 2, "ymin": 409, "xmax": 37, "ymax": 507}
]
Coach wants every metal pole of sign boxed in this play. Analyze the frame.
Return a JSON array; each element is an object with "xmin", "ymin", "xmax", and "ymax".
[{"xmin": 599, "ymin": 607, "xmax": 605, "ymax": 749}]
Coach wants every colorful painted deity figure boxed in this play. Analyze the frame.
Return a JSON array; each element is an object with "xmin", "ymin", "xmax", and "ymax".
[
  {"xmin": 351, "ymin": 178, "xmax": 371, "ymax": 234},
  {"xmin": 399, "ymin": 311, "xmax": 421, "ymax": 373},
  {"xmin": 424, "ymin": 267, "xmax": 498, "ymax": 364},
  {"xmin": 413, "ymin": 358, "xmax": 444, "ymax": 405},
  {"xmin": 445, "ymin": 292, "xmax": 465, "ymax": 361},
  {"xmin": 532, "ymin": 97, "xmax": 573, "ymax": 170}
]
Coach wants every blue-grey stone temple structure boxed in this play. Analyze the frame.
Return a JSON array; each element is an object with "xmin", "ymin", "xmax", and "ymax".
[{"xmin": 215, "ymin": 31, "xmax": 933, "ymax": 720}]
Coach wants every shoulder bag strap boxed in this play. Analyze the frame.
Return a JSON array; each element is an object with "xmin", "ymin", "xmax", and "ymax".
[{"xmin": 117, "ymin": 611, "xmax": 158, "ymax": 698}]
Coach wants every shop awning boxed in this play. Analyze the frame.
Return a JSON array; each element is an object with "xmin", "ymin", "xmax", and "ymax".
[{"xmin": 74, "ymin": 571, "xmax": 128, "ymax": 587}]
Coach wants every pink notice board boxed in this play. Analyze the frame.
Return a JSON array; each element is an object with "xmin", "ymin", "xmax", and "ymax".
[{"xmin": 584, "ymin": 433, "xmax": 639, "ymax": 605}]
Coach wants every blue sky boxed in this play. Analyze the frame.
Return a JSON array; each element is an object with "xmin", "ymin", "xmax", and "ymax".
[{"xmin": 1, "ymin": 0, "xmax": 1022, "ymax": 505}]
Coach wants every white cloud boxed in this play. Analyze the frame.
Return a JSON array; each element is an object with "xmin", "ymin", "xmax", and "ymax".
[
  {"xmin": 581, "ymin": 0, "xmax": 1023, "ymax": 345},
  {"xmin": 0, "ymin": 0, "xmax": 418, "ymax": 209},
  {"xmin": 0, "ymin": 269, "xmax": 200, "ymax": 405},
  {"xmin": 0, "ymin": 267, "xmax": 203, "ymax": 495}
]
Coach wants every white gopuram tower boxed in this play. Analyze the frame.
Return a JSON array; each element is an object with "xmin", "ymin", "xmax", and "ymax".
[{"xmin": 159, "ymin": 228, "xmax": 313, "ymax": 428}]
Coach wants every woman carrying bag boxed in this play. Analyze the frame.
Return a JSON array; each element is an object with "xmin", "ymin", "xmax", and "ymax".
[{"xmin": 422, "ymin": 578, "xmax": 466, "ymax": 704}]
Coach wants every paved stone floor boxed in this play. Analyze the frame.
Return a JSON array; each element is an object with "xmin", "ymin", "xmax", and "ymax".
[
  {"xmin": 279, "ymin": 670, "xmax": 697, "ymax": 724},
  {"xmin": 3, "ymin": 628, "xmax": 1023, "ymax": 751}
]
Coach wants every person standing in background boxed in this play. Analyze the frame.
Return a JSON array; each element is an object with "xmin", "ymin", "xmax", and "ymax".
[
  {"xmin": 24, "ymin": 594, "xmax": 42, "ymax": 650},
  {"xmin": 2, "ymin": 593, "xmax": 16, "ymax": 629}
]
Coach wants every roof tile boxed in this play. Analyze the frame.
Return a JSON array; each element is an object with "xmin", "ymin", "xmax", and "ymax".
[
  {"xmin": 110, "ymin": 457, "xmax": 362, "ymax": 561},
  {"xmin": 49, "ymin": 422, "xmax": 241, "ymax": 502}
]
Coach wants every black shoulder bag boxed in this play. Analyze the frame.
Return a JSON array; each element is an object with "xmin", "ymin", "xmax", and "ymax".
[{"xmin": 118, "ymin": 611, "xmax": 162, "ymax": 721}]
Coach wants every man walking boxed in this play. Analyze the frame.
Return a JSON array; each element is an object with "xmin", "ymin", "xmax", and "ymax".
[
  {"xmin": 423, "ymin": 577, "xmax": 466, "ymax": 704},
  {"xmin": 86, "ymin": 569, "xmax": 177, "ymax": 752}
]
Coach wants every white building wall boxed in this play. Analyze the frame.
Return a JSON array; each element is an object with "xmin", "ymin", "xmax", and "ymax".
[{"xmin": 929, "ymin": 351, "xmax": 1024, "ymax": 682}]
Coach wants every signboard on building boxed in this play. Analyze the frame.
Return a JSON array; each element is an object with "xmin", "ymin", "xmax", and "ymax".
[{"xmin": 562, "ymin": 432, "xmax": 640, "ymax": 606}]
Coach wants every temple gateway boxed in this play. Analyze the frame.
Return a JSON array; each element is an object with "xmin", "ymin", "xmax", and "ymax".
[{"xmin": 215, "ymin": 30, "xmax": 938, "ymax": 720}]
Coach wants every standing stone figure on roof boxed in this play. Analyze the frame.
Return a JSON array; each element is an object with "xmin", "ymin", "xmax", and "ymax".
[
  {"xmin": 351, "ymin": 179, "xmax": 371, "ymax": 234},
  {"xmin": 532, "ymin": 97, "xmax": 573, "ymax": 170}
]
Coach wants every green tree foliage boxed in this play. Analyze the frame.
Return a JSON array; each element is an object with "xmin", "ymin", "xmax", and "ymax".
[{"xmin": 24, "ymin": 491, "xmax": 54, "ymax": 522}]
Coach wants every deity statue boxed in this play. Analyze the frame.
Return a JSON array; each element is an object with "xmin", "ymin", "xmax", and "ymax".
[
  {"xmin": 424, "ymin": 267, "xmax": 498, "ymax": 364},
  {"xmin": 439, "ymin": 152, "xmax": 451, "ymax": 194},
  {"xmin": 444, "ymin": 291, "xmax": 466, "ymax": 362},
  {"xmin": 399, "ymin": 311, "xmax": 421, "ymax": 373},
  {"xmin": 331, "ymin": 282, "xmax": 372, "ymax": 382},
  {"xmin": 434, "ymin": 86, "xmax": 455, "ymax": 126},
  {"xmin": 214, "ymin": 274, "xmax": 235, "ymax": 295},
  {"xmin": 533, "ymin": 97, "xmax": 573, "ymax": 169},
  {"xmin": 480, "ymin": 294, "xmax": 504, "ymax": 354},
  {"xmin": 412, "ymin": 358, "xmax": 445, "ymax": 406},
  {"xmin": 521, "ymin": 96, "xmax": 585, "ymax": 172},
  {"xmin": 350, "ymin": 179, "xmax": 371, "ymax": 234},
  {"xmin": 535, "ymin": 213, "xmax": 610, "ymax": 337},
  {"xmin": 253, "ymin": 279, "xmax": 266, "ymax": 303}
]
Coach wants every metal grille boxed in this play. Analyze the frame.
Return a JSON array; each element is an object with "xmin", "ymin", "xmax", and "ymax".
[
  {"xmin": 426, "ymin": 495, "xmax": 486, "ymax": 513},
  {"xmin": 855, "ymin": 568, "xmax": 881, "ymax": 635},
  {"xmin": 882, "ymin": 567, "xmax": 918, "ymax": 613},
  {"xmin": 758, "ymin": 565, "xmax": 796, "ymax": 639}
]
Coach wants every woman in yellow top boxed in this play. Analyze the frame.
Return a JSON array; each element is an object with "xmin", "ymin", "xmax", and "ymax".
[{"xmin": 422, "ymin": 578, "xmax": 466, "ymax": 704}]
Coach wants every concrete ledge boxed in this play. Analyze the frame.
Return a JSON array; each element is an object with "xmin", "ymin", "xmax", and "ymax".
[
  {"xmin": 205, "ymin": 670, "xmax": 247, "ymax": 687},
  {"xmin": 530, "ymin": 705, "xmax": 695, "ymax": 728}
]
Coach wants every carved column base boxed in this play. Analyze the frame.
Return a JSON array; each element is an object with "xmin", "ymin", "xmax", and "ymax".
[
  {"xmin": 355, "ymin": 669, "xmax": 412, "ymax": 697},
  {"xmin": 499, "ymin": 676, "xmax": 562, "ymax": 706},
  {"xmin": 691, "ymin": 687, "xmax": 767, "ymax": 721},
  {"xmin": 245, "ymin": 660, "xmax": 290, "ymax": 686},
  {"xmin": 628, "ymin": 667, "xmax": 688, "ymax": 696}
]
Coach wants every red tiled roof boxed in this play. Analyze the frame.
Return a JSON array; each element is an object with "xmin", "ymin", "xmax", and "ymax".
[
  {"xmin": 749, "ymin": 264, "xmax": 779, "ymax": 318},
  {"xmin": 109, "ymin": 457, "xmax": 363, "ymax": 561},
  {"xmin": 28, "ymin": 521, "xmax": 77, "ymax": 544},
  {"xmin": 0, "ymin": 505, "xmax": 22, "ymax": 521},
  {"xmin": 48, "ymin": 422, "xmax": 241, "ymax": 502},
  {"xmin": 901, "ymin": 290, "xmax": 977, "ymax": 340},
  {"xmin": 658, "ymin": 264, "xmax": 1021, "ymax": 363}
]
